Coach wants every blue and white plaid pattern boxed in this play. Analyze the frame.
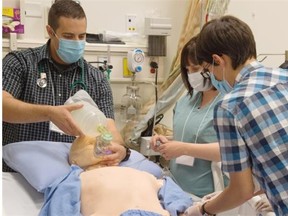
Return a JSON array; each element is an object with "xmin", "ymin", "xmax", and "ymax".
[
  {"xmin": 2, "ymin": 42, "xmax": 114, "ymax": 171},
  {"xmin": 214, "ymin": 61, "xmax": 288, "ymax": 215}
]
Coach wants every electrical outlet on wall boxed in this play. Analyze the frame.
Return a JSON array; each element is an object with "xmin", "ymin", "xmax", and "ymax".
[{"xmin": 126, "ymin": 14, "xmax": 137, "ymax": 32}]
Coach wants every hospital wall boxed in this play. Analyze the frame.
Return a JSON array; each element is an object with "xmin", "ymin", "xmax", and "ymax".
[
  {"xmin": 162, "ymin": 0, "xmax": 288, "ymax": 129},
  {"xmin": 2, "ymin": 0, "xmax": 288, "ymax": 131}
]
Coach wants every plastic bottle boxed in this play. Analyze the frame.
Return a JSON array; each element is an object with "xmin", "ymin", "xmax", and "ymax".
[
  {"xmin": 94, "ymin": 132, "xmax": 113, "ymax": 157},
  {"xmin": 120, "ymin": 85, "xmax": 142, "ymax": 123},
  {"xmin": 64, "ymin": 90, "xmax": 107, "ymax": 137}
]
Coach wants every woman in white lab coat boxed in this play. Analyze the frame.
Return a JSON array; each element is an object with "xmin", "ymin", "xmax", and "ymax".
[{"xmin": 150, "ymin": 36, "xmax": 227, "ymax": 198}]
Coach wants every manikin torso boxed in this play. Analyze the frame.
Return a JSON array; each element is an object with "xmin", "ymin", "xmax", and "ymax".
[{"xmin": 69, "ymin": 136, "xmax": 169, "ymax": 216}]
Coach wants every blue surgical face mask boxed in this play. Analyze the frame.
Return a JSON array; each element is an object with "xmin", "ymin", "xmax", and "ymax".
[
  {"xmin": 210, "ymin": 63, "xmax": 233, "ymax": 94},
  {"xmin": 56, "ymin": 37, "xmax": 85, "ymax": 64}
]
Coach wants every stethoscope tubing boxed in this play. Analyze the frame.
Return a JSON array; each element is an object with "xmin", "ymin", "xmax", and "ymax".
[{"xmin": 37, "ymin": 58, "xmax": 87, "ymax": 94}]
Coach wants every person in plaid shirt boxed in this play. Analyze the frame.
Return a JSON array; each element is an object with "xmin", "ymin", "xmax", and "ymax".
[
  {"xmin": 2, "ymin": 0, "xmax": 127, "ymax": 172},
  {"xmin": 185, "ymin": 15, "xmax": 288, "ymax": 216}
]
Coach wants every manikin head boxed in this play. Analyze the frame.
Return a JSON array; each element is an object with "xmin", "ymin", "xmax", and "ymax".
[{"xmin": 69, "ymin": 135, "xmax": 104, "ymax": 170}]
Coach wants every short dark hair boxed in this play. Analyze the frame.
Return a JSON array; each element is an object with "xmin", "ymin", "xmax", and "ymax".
[
  {"xmin": 48, "ymin": 0, "xmax": 86, "ymax": 31},
  {"xmin": 196, "ymin": 15, "xmax": 256, "ymax": 69},
  {"xmin": 180, "ymin": 36, "xmax": 199, "ymax": 96}
]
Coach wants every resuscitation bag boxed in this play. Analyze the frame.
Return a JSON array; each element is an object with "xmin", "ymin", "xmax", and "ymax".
[{"xmin": 50, "ymin": 90, "xmax": 107, "ymax": 137}]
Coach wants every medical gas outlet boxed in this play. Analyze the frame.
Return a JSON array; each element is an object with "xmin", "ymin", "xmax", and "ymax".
[{"xmin": 127, "ymin": 48, "xmax": 145, "ymax": 73}]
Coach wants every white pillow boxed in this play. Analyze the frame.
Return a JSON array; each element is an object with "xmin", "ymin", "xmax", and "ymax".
[{"xmin": 3, "ymin": 141, "xmax": 72, "ymax": 192}]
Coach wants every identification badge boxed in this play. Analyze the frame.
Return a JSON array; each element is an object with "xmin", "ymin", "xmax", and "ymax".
[{"xmin": 175, "ymin": 155, "xmax": 195, "ymax": 166}]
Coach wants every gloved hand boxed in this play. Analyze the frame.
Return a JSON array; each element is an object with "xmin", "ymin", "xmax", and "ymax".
[
  {"xmin": 201, "ymin": 191, "xmax": 221, "ymax": 202},
  {"xmin": 255, "ymin": 195, "xmax": 273, "ymax": 212},
  {"xmin": 184, "ymin": 202, "xmax": 202, "ymax": 216}
]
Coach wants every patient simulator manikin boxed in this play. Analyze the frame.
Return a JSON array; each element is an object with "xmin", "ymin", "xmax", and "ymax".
[
  {"xmin": 68, "ymin": 134, "xmax": 273, "ymax": 216},
  {"xmin": 69, "ymin": 135, "xmax": 173, "ymax": 216},
  {"xmin": 38, "ymin": 90, "xmax": 191, "ymax": 215}
]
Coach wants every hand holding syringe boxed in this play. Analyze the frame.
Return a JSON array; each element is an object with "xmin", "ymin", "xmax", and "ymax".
[
  {"xmin": 149, "ymin": 135, "xmax": 169, "ymax": 158},
  {"xmin": 150, "ymin": 135, "xmax": 186, "ymax": 161},
  {"xmin": 149, "ymin": 134, "xmax": 176, "ymax": 179}
]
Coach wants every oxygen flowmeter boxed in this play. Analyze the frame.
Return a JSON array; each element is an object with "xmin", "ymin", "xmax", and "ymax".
[{"xmin": 127, "ymin": 48, "xmax": 145, "ymax": 72}]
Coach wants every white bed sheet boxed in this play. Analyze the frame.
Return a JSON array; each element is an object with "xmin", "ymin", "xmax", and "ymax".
[{"xmin": 2, "ymin": 172, "xmax": 43, "ymax": 216}]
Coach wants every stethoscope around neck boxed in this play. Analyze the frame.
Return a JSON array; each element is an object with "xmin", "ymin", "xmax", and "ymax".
[{"xmin": 37, "ymin": 58, "xmax": 87, "ymax": 93}]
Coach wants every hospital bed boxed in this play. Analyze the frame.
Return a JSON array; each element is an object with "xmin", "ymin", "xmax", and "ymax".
[
  {"xmin": 2, "ymin": 141, "xmax": 191, "ymax": 216},
  {"xmin": 2, "ymin": 166, "xmax": 275, "ymax": 216},
  {"xmin": 2, "ymin": 172, "xmax": 43, "ymax": 216},
  {"xmin": 2, "ymin": 168, "xmax": 191, "ymax": 216},
  {"xmin": 2, "ymin": 141, "xmax": 276, "ymax": 216}
]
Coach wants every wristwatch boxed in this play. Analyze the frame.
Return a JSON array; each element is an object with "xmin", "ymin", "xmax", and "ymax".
[
  {"xmin": 121, "ymin": 146, "xmax": 131, "ymax": 162},
  {"xmin": 201, "ymin": 202, "xmax": 216, "ymax": 216}
]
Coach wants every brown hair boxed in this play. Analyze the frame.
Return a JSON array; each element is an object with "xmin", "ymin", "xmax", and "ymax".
[
  {"xmin": 48, "ymin": 0, "xmax": 86, "ymax": 31},
  {"xmin": 180, "ymin": 36, "xmax": 199, "ymax": 97},
  {"xmin": 196, "ymin": 15, "xmax": 256, "ymax": 69}
]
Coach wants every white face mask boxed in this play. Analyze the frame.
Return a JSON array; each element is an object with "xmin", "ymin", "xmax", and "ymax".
[{"xmin": 188, "ymin": 71, "xmax": 212, "ymax": 92}]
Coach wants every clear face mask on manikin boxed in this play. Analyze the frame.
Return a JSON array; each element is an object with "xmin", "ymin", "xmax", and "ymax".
[
  {"xmin": 52, "ymin": 29, "xmax": 85, "ymax": 64},
  {"xmin": 209, "ymin": 60, "xmax": 233, "ymax": 94},
  {"xmin": 187, "ymin": 71, "xmax": 212, "ymax": 92}
]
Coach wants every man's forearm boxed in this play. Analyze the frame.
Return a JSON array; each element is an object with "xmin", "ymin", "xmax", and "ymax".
[
  {"xmin": 203, "ymin": 168, "xmax": 255, "ymax": 214},
  {"xmin": 203, "ymin": 186, "xmax": 251, "ymax": 214},
  {"xmin": 3, "ymin": 91, "xmax": 51, "ymax": 123}
]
